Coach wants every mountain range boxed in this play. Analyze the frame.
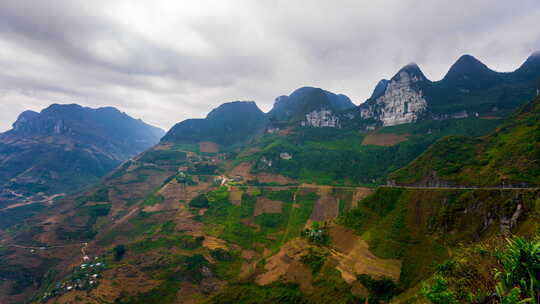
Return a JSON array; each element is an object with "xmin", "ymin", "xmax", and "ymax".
[
  {"xmin": 0, "ymin": 52, "xmax": 539, "ymax": 304},
  {"xmin": 0, "ymin": 104, "xmax": 164, "ymax": 205}
]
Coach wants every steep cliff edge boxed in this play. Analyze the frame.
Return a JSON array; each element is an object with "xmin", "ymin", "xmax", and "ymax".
[{"xmin": 359, "ymin": 63, "xmax": 429, "ymax": 126}]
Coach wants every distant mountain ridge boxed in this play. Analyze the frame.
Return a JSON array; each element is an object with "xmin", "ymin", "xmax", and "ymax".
[
  {"xmin": 0, "ymin": 104, "xmax": 164, "ymax": 202},
  {"xmin": 161, "ymin": 101, "xmax": 267, "ymax": 148},
  {"xmin": 357, "ymin": 52, "xmax": 540, "ymax": 128},
  {"xmin": 160, "ymin": 53, "xmax": 540, "ymax": 149}
]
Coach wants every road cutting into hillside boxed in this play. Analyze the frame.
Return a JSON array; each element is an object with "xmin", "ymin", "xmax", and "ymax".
[{"xmin": 382, "ymin": 185, "xmax": 540, "ymax": 190}]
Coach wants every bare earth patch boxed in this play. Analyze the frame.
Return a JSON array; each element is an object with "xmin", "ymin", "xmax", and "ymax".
[
  {"xmin": 329, "ymin": 224, "xmax": 401, "ymax": 283},
  {"xmin": 199, "ymin": 141, "xmax": 219, "ymax": 153},
  {"xmin": 238, "ymin": 147, "xmax": 261, "ymax": 157},
  {"xmin": 50, "ymin": 264, "xmax": 158, "ymax": 304},
  {"xmin": 229, "ymin": 189, "xmax": 243, "ymax": 206},
  {"xmin": 230, "ymin": 162, "xmax": 252, "ymax": 178},
  {"xmin": 351, "ymin": 188, "xmax": 373, "ymax": 209},
  {"xmin": 362, "ymin": 132, "xmax": 410, "ymax": 146},
  {"xmin": 256, "ymin": 238, "xmax": 314, "ymax": 293},
  {"xmin": 230, "ymin": 162, "xmax": 296, "ymax": 185},
  {"xmin": 203, "ymin": 236, "xmax": 228, "ymax": 250},
  {"xmin": 254, "ymin": 197, "xmax": 283, "ymax": 216},
  {"xmin": 307, "ymin": 186, "xmax": 339, "ymax": 221}
]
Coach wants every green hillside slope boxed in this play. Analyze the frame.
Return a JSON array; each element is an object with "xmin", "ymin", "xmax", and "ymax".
[{"xmin": 390, "ymin": 95, "xmax": 540, "ymax": 187}]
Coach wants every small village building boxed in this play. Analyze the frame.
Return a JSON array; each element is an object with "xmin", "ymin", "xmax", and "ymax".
[{"xmin": 280, "ymin": 152, "xmax": 293, "ymax": 160}]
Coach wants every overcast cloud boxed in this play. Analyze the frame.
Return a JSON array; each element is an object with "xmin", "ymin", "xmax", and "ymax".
[{"xmin": 0, "ymin": 0, "xmax": 539, "ymax": 132}]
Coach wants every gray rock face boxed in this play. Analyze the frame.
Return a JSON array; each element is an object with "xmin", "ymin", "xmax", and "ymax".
[
  {"xmin": 301, "ymin": 109, "xmax": 341, "ymax": 128},
  {"xmin": 360, "ymin": 66, "xmax": 427, "ymax": 126}
]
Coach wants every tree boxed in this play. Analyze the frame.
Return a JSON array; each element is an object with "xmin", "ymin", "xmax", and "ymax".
[{"xmin": 113, "ymin": 244, "xmax": 126, "ymax": 261}]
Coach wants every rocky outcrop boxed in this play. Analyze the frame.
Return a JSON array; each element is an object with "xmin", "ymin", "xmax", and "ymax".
[
  {"xmin": 359, "ymin": 64, "xmax": 428, "ymax": 126},
  {"xmin": 301, "ymin": 109, "xmax": 341, "ymax": 128},
  {"xmin": 268, "ymin": 87, "xmax": 355, "ymax": 123}
]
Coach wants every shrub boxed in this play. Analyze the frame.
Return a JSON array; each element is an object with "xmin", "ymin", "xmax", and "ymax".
[
  {"xmin": 357, "ymin": 274, "xmax": 401, "ymax": 302},
  {"xmin": 494, "ymin": 236, "xmax": 540, "ymax": 303},
  {"xmin": 189, "ymin": 194, "xmax": 210, "ymax": 208},
  {"xmin": 114, "ymin": 244, "xmax": 126, "ymax": 261}
]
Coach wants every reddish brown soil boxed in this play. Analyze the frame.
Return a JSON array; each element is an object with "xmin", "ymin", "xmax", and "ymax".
[
  {"xmin": 256, "ymin": 238, "xmax": 314, "ymax": 293},
  {"xmin": 238, "ymin": 147, "xmax": 261, "ymax": 157},
  {"xmin": 308, "ymin": 186, "xmax": 339, "ymax": 221},
  {"xmin": 254, "ymin": 197, "xmax": 283, "ymax": 216},
  {"xmin": 199, "ymin": 141, "xmax": 219, "ymax": 153},
  {"xmin": 362, "ymin": 133, "xmax": 410, "ymax": 146},
  {"xmin": 230, "ymin": 162, "xmax": 252, "ymax": 178},
  {"xmin": 230, "ymin": 162, "xmax": 296, "ymax": 185},
  {"xmin": 256, "ymin": 173, "xmax": 296, "ymax": 184},
  {"xmin": 329, "ymin": 224, "xmax": 401, "ymax": 283},
  {"xmin": 203, "ymin": 236, "xmax": 228, "ymax": 250},
  {"xmin": 351, "ymin": 188, "xmax": 373, "ymax": 209},
  {"xmin": 229, "ymin": 189, "xmax": 244, "ymax": 206}
]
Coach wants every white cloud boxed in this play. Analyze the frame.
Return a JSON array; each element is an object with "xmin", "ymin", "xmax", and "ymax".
[{"xmin": 0, "ymin": 0, "xmax": 539, "ymax": 131}]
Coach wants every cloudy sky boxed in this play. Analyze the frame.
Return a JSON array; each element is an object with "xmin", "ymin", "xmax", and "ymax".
[{"xmin": 0, "ymin": 0, "xmax": 539, "ymax": 132}]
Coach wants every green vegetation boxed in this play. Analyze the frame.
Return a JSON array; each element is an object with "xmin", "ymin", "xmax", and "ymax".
[
  {"xmin": 138, "ymin": 149, "xmax": 187, "ymax": 165},
  {"xmin": 391, "ymin": 96, "xmax": 540, "ymax": 186},
  {"xmin": 206, "ymin": 282, "xmax": 307, "ymax": 304},
  {"xmin": 357, "ymin": 274, "xmax": 401, "ymax": 303},
  {"xmin": 338, "ymin": 187, "xmax": 540, "ymax": 291},
  {"xmin": 0, "ymin": 203, "xmax": 46, "ymax": 230},
  {"xmin": 116, "ymin": 254, "xmax": 211, "ymax": 304},
  {"xmin": 189, "ymin": 194, "xmax": 210, "ymax": 208},
  {"xmin": 420, "ymin": 235, "xmax": 540, "ymax": 304},
  {"xmin": 188, "ymin": 163, "xmax": 218, "ymax": 175},
  {"xmin": 0, "ymin": 255, "xmax": 61, "ymax": 296},
  {"xmin": 309, "ymin": 268, "xmax": 359, "ymax": 304},
  {"xmin": 301, "ymin": 248, "xmax": 327, "ymax": 275},
  {"xmin": 176, "ymin": 172, "xmax": 197, "ymax": 185},
  {"xmin": 211, "ymin": 249, "xmax": 243, "ymax": 280},
  {"xmin": 140, "ymin": 193, "xmax": 165, "ymax": 207},
  {"xmin": 301, "ymin": 221, "xmax": 330, "ymax": 246},
  {"xmin": 130, "ymin": 235, "xmax": 203, "ymax": 252},
  {"xmin": 209, "ymin": 248, "xmax": 234, "ymax": 261},
  {"xmin": 113, "ymin": 244, "xmax": 126, "ymax": 261},
  {"xmin": 161, "ymin": 101, "xmax": 267, "ymax": 147},
  {"xmin": 240, "ymin": 117, "xmax": 502, "ymax": 185},
  {"xmin": 421, "ymin": 275, "xmax": 459, "ymax": 304},
  {"xmin": 58, "ymin": 203, "xmax": 112, "ymax": 241},
  {"xmin": 198, "ymin": 188, "xmax": 317, "ymax": 250},
  {"xmin": 494, "ymin": 236, "xmax": 540, "ymax": 303}
]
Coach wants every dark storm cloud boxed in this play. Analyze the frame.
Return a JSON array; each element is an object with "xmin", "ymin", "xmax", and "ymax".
[{"xmin": 0, "ymin": 0, "xmax": 539, "ymax": 131}]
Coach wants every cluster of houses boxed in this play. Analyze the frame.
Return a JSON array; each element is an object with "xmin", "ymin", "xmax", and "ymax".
[
  {"xmin": 301, "ymin": 224, "xmax": 329, "ymax": 245},
  {"xmin": 39, "ymin": 257, "xmax": 106, "ymax": 302}
]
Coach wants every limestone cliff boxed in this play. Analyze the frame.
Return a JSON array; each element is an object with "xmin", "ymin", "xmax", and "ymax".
[
  {"xmin": 301, "ymin": 109, "xmax": 341, "ymax": 128},
  {"xmin": 359, "ymin": 63, "xmax": 428, "ymax": 126}
]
